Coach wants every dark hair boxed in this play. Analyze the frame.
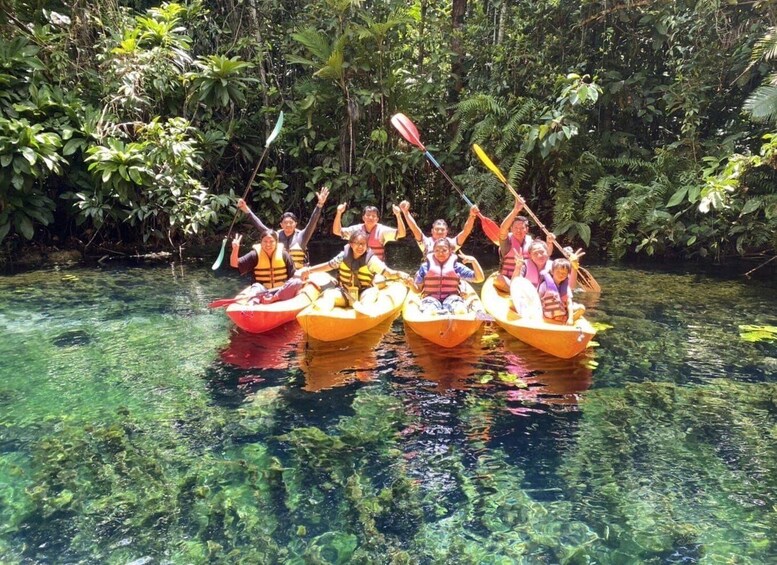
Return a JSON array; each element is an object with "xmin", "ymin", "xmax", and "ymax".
[
  {"xmin": 432, "ymin": 219, "xmax": 449, "ymax": 230},
  {"xmin": 259, "ymin": 229, "xmax": 279, "ymax": 242},
  {"xmin": 362, "ymin": 206, "xmax": 380, "ymax": 218},
  {"xmin": 552, "ymin": 258, "xmax": 572, "ymax": 273},
  {"xmin": 348, "ymin": 230, "xmax": 369, "ymax": 243},
  {"xmin": 512, "ymin": 216, "xmax": 529, "ymax": 227},
  {"xmin": 432, "ymin": 238, "xmax": 452, "ymax": 251},
  {"xmin": 280, "ymin": 212, "xmax": 298, "ymax": 222}
]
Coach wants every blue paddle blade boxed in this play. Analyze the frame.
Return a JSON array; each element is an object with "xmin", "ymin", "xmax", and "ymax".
[{"xmin": 211, "ymin": 238, "xmax": 227, "ymax": 270}]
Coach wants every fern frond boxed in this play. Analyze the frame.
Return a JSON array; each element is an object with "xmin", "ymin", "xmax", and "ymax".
[
  {"xmin": 751, "ymin": 27, "xmax": 777, "ymax": 62},
  {"xmin": 744, "ymin": 83, "xmax": 777, "ymax": 123},
  {"xmin": 291, "ymin": 28, "xmax": 331, "ymax": 61}
]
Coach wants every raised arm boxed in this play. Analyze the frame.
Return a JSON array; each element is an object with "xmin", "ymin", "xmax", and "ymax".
[
  {"xmin": 399, "ymin": 200, "xmax": 423, "ymax": 242},
  {"xmin": 458, "ymin": 253, "xmax": 485, "ymax": 283},
  {"xmin": 299, "ymin": 186, "xmax": 329, "ymax": 246},
  {"xmin": 499, "ymin": 197, "xmax": 524, "ymax": 240},
  {"xmin": 238, "ymin": 199, "xmax": 271, "ymax": 232},
  {"xmin": 332, "ymin": 202, "xmax": 346, "ymax": 236},
  {"xmin": 455, "ymin": 205, "xmax": 479, "ymax": 247},
  {"xmin": 229, "ymin": 234, "xmax": 243, "ymax": 268},
  {"xmin": 392, "ymin": 204, "xmax": 406, "ymax": 240}
]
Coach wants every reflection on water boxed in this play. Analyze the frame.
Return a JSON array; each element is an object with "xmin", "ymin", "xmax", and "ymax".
[{"xmin": 2, "ymin": 259, "xmax": 777, "ymax": 563}]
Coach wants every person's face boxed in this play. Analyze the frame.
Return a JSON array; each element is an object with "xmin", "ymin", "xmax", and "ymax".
[
  {"xmin": 552, "ymin": 266, "xmax": 569, "ymax": 285},
  {"xmin": 432, "ymin": 243, "xmax": 452, "ymax": 262},
  {"xmin": 349, "ymin": 237, "xmax": 368, "ymax": 257},
  {"xmin": 260, "ymin": 235, "xmax": 277, "ymax": 255},
  {"xmin": 279, "ymin": 217, "xmax": 297, "ymax": 234},
  {"xmin": 530, "ymin": 246, "xmax": 548, "ymax": 266},
  {"xmin": 362, "ymin": 211, "xmax": 379, "ymax": 229},
  {"xmin": 431, "ymin": 222, "xmax": 448, "ymax": 239},
  {"xmin": 511, "ymin": 220, "xmax": 528, "ymax": 239}
]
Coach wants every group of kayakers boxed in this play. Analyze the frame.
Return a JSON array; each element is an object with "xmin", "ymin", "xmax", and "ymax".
[{"xmin": 229, "ymin": 190, "xmax": 585, "ymax": 324}]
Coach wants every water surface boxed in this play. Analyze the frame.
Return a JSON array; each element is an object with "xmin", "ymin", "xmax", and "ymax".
[{"xmin": 1, "ymin": 257, "xmax": 775, "ymax": 563}]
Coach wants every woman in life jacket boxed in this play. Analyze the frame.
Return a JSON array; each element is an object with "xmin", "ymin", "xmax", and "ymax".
[
  {"xmin": 398, "ymin": 199, "xmax": 479, "ymax": 256},
  {"xmin": 409, "ymin": 238, "xmax": 485, "ymax": 315},
  {"xmin": 230, "ymin": 229, "xmax": 305, "ymax": 304},
  {"xmin": 494, "ymin": 196, "xmax": 555, "ymax": 292},
  {"xmin": 298, "ymin": 231, "xmax": 408, "ymax": 310},
  {"xmin": 332, "ymin": 203, "xmax": 406, "ymax": 262},
  {"xmin": 537, "ymin": 258, "xmax": 586, "ymax": 324},
  {"xmin": 237, "ymin": 186, "xmax": 330, "ymax": 269}
]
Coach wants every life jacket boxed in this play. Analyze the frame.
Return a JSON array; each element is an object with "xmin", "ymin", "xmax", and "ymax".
[
  {"xmin": 252, "ymin": 243, "xmax": 289, "ymax": 289},
  {"xmin": 422, "ymin": 253, "xmax": 460, "ymax": 301},
  {"xmin": 523, "ymin": 257, "xmax": 548, "ymax": 289},
  {"xmin": 540, "ymin": 272, "xmax": 569, "ymax": 321},
  {"xmin": 360, "ymin": 224, "xmax": 386, "ymax": 261},
  {"xmin": 279, "ymin": 229, "xmax": 306, "ymax": 269},
  {"xmin": 338, "ymin": 244, "xmax": 376, "ymax": 293},
  {"xmin": 499, "ymin": 234, "xmax": 532, "ymax": 278}
]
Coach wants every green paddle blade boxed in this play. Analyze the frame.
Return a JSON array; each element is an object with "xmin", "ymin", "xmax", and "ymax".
[
  {"xmin": 266, "ymin": 111, "xmax": 284, "ymax": 147},
  {"xmin": 211, "ymin": 237, "xmax": 227, "ymax": 270}
]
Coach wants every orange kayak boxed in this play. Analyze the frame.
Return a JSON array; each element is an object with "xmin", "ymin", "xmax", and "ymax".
[
  {"xmin": 481, "ymin": 273, "xmax": 596, "ymax": 359},
  {"xmin": 225, "ymin": 272, "xmax": 334, "ymax": 334},
  {"xmin": 296, "ymin": 280, "xmax": 407, "ymax": 342},
  {"xmin": 402, "ymin": 282, "xmax": 485, "ymax": 348}
]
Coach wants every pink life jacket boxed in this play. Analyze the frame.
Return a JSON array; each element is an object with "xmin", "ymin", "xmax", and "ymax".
[
  {"xmin": 422, "ymin": 253, "xmax": 460, "ymax": 301},
  {"xmin": 500, "ymin": 234, "xmax": 532, "ymax": 278},
  {"xmin": 540, "ymin": 272, "xmax": 569, "ymax": 321}
]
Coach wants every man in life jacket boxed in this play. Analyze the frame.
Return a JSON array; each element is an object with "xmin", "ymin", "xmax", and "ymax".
[
  {"xmin": 237, "ymin": 186, "xmax": 329, "ymax": 269},
  {"xmin": 537, "ymin": 258, "xmax": 585, "ymax": 324},
  {"xmin": 410, "ymin": 238, "xmax": 485, "ymax": 315},
  {"xmin": 230, "ymin": 229, "xmax": 304, "ymax": 304},
  {"xmin": 298, "ymin": 230, "xmax": 408, "ymax": 310},
  {"xmin": 332, "ymin": 203, "xmax": 406, "ymax": 263},
  {"xmin": 398, "ymin": 199, "xmax": 479, "ymax": 256},
  {"xmin": 494, "ymin": 196, "xmax": 555, "ymax": 292}
]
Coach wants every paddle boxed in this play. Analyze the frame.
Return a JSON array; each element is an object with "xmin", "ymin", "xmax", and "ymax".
[
  {"xmin": 208, "ymin": 298, "xmax": 237, "ymax": 308},
  {"xmin": 390, "ymin": 113, "xmax": 500, "ymax": 244},
  {"xmin": 472, "ymin": 143, "xmax": 602, "ymax": 293},
  {"xmin": 211, "ymin": 111, "xmax": 285, "ymax": 270}
]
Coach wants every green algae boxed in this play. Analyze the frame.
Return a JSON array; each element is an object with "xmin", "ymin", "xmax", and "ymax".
[{"xmin": 739, "ymin": 324, "xmax": 777, "ymax": 343}]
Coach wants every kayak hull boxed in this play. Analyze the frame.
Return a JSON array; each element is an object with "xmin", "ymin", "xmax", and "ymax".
[
  {"xmin": 481, "ymin": 273, "xmax": 596, "ymax": 359},
  {"xmin": 225, "ymin": 273, "xmax": 334, "ymax": 334},
  {"xmin": 297, "ymin": 280, "xmax": 408, "ymax": 342},
  {"xmin": 402, "ymin": 282, "xmax": 484, "ymax": 348}
]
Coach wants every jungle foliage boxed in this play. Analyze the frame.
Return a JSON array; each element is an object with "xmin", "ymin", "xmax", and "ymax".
[{"xmin": 1, "ymin": 0, "xmax": 777, "ymax": 262}]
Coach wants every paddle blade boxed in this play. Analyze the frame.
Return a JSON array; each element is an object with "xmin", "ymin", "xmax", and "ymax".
[
  {"xmin": 478, "ymin": 213, "xmax": 500, "ymax": 245},
  {"xmin": 472, "ymin": 144, "xmax": 508, "ymax": 185},
  {"xmin": 577, "ymin": 266, "xmax": 602, "ymax": 293},
  {"xmin": 391, "ymin": 113, "xmax": 426, "ymax": 151},
  {"xmin": 265, "ymin": 111, "xmax": 284, "ymax": 147},
  {"xmin": 211, "ymin": 238, "xmax": 227, "ymax": 270},
  {"xmin": 209, "ymin": 297, "xmax": 237, "ymax": 308}
]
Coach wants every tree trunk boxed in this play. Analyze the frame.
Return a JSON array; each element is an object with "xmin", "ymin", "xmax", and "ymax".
[{"xmin": 449, "ymin": 0, "xmax": 467, "ymax": 104}]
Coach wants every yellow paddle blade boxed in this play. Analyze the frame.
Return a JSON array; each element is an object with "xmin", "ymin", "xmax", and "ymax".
[{"xmin": 472, "ymin": 144, "xmax": 507, "ymax": 184}]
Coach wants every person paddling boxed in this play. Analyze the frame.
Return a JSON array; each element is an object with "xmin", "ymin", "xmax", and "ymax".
[
  {"xmin": 409, "ymin": 238, "xmax": 485, "ymax": 315},
  {"xmin": 333, "ymin": 203, "xmax": 406, "ymax": 262},
  {"xmin": 238, "ymin": 186, "xmax": 329, "ymax": 269},
  {"xmin": 299, "ymin": 231, "xmax": 408, "ymax": 310},
  {"xmin": 230, "ymin": 229, "xmax": 305, "ymax": 304},
  {"xmin": 398, "ymin": 200, "xmax": 478, "ymax": 255}
]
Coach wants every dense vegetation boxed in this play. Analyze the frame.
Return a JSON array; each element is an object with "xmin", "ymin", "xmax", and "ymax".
[{"xmin": 1, "ymin": 0, "xmax": 777, "ymax": 264}]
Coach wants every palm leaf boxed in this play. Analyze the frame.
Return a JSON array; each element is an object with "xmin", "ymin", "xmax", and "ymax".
[{"xmin": 744, "ymin": 84, "xmax": 777, "ymax": 123}]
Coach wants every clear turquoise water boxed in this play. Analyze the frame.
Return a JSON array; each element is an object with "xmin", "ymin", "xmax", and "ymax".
[{"xmin": 1, "ymin": 256, "xmax": 775, "ymax": 563}]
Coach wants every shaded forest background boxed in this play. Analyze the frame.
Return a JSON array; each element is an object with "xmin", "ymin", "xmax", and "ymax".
[{"xmin": 2, "ymin": 0, "xmax": 777, "ymax": 265}]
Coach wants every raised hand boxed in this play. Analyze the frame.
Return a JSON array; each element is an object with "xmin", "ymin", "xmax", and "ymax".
[{"xmin": 317, "ymin": 186, "xmax": 330, "ymax": 206}]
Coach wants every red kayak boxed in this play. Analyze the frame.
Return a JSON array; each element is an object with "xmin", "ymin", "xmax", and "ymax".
[{"xmin": 225, "ymin": 272, "xmax": 335, "ymax": 334}]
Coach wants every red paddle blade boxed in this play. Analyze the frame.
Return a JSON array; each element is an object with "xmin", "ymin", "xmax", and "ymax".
[
  {"xmin": 390, "ymin": 113, "xmax": 426, "ymax": 151},
  {"xmin": 209, "ymin": 298, "xmax": 237, "ymax": 308},
  {"xmin": 478, "ymin": 213, "xmax": 500, "ymax": 245}
]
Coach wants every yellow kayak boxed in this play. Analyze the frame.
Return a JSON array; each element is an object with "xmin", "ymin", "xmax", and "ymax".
[
  {"xmin": 402, "ymin": 282, "xmax": 485, "ymax": 348},
  {"xmin": 481, "ymin": 273, "xmax": 596, "ymax": 359},
  {"xmin": 297, "ymin": 280, "xmax": 408, "ymax": 342}
]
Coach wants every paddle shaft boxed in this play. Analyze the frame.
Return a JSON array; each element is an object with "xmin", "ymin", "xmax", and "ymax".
[{"xmin": 224, "ymin": 143, "xmax": 271, "ymax": 239}]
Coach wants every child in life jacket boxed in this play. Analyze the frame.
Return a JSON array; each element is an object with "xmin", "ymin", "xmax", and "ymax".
[
  {"xmin": 410, "ymin": 238, "xmax": 485, "ymax": 315},
  {"xmin": 537, "ymin": 258, "xmax": 586, "ymax": 324}
]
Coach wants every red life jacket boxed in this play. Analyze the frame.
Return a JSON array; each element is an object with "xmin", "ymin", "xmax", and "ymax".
[
  {"xmin": 540, "ymin": 272, "xmax": 569, "ymax": 321},
  {"xmin": 360, "ymin": 224, "xmax": 386, "ymax": 261},
  {"xmin": 422, "ymin": 254, "xmax": 460, "ymax": 301},
  {"xmin": 500, "ymin": 234, "xmax": 532, "ymax": 278}
]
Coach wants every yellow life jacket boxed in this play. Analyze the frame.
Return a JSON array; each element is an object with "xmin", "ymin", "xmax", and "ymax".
[
  {"xmin": 252, "ymin": 243, "xmax": 289, "ymax": 289},
  {"xmin": 338, "ymin": 246, "xmax": 375, "ymax": 293}
]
